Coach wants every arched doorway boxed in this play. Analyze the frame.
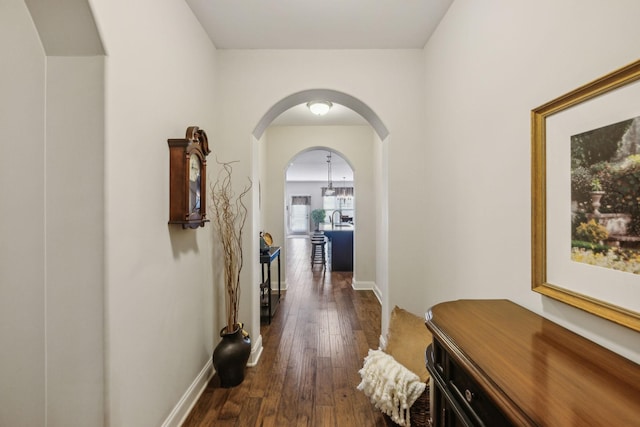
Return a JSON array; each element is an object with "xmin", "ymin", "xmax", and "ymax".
[
  {"xmin": 249, "ymin": 89, "xmax": 390, "ymax": 364},
  {"xmin": 285, "ymin": 149, "xmax": 354, "ymax": 236},
  {"xmin": 284, "ymin": 148, "xmax": 356, "ymax": 274},
  {"xmin": 253, "ymin": 89, "xmax": 389, "ymax": 140}
]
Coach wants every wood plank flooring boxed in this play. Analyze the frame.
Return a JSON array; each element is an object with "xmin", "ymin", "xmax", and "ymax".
[{"xmin": 182, "ymin": 236, "xmax": 389, "ymax": 427}]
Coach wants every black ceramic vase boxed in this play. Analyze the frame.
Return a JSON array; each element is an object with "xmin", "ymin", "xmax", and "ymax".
[{"xmin": 212, "ymin": 325, "xmax": 251, "ymax": 388}]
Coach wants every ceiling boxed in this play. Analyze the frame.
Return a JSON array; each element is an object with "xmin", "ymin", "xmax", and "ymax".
[
  {"xmin": 184, "ymin": 0, "xmax": 453, "ymax": 180},
  {"xmin": 185, "ymin": 0, "xmax": 454, "ymax": 50},
  {"xmin": 286, "ymin": 150, "xmax": 353, "ymax": 182}
]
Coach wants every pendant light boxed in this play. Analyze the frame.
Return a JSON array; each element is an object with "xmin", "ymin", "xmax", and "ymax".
[
  {"xmin": 342, "ymin": 176, "xmax": 346, "ymax": 199},
  {"xmin": 325, "ymin": 151, "xmax": 335, "ymax": 196}
]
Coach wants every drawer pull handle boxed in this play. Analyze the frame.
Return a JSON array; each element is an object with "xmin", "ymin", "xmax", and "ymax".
[{"xmin": 465, "ymin": 389, "xmax": 474, "ymax": 403}]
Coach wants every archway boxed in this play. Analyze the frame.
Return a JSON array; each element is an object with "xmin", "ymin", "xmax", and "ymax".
[
  {"xmin": 285, "ymin": 148, "xmax": 355, "ymax": 235},
  {"xmin": 251, "ymin": 89, "xmax": 390, "ymax": 361},
  {"xmin": 253, "ymin": 89, "xmax": 389, "ymax": 140}
]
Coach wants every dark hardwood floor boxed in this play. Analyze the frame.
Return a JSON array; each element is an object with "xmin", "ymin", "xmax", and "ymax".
[{"xmin": 182, "ymin": 236, "xmax": 388, "ymax": 426}]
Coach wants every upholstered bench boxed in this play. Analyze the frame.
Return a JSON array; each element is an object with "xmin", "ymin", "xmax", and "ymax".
[{"xmin": 359, "ymin": 306, "xmax": 432, "ymax": 427}]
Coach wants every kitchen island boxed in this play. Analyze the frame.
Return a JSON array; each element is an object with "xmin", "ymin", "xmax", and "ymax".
[{"xmin": 318, "ymin": 223, "xmax": 353, "ymax": 271}]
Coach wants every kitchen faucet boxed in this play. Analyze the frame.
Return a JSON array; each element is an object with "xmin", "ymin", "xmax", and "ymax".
[{"xmin": 331, "ymin": 210, "xmax": 342, "ymax": 227}]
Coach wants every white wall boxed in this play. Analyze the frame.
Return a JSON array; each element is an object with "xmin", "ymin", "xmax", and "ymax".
[
  {"xmin": 89, "ymin": 0, "xmax": 218, "ymax": 425},
  {"xmin": 0, "ymin": 2, "xmax": 46, "ymax": 425},
  {"xmin": 422, "ymin": 0, "xmax": 640, "ymax": 362},
  {"xmin": 264, "ymin": 126, "xmax": 375, "ymax": 287},
  {"xmin": 374, "ymin": 131, "xmax": 389, "ymax": 327},
  {"xmin": 1, "ymin": 2, "xmax": 106, "ymax": 426},
  {"xmin": 45, "ymin": 55, "xmax": 105, "ymax": 427},
  {"xmin": 214, "ymin": 50, "xmax": 427, "ymax": 340},
  {"xmin": 3, "ymin": 0, "xmax": 220, "ymax": 425}
]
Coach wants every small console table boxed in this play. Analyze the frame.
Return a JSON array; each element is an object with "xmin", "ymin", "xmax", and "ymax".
[
  {"xmin": 260, "ymin": 246, "xmax": 281, "ymax": 324},
  {"xmin": 425, "ymin": 299, "xmax": 640, "ymax": 426}
]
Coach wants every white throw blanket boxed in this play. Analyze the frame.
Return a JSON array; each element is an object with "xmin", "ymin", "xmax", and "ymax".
[{"xmin": 357, "ymin": 349, "xmax": 426, "ymax": 426}]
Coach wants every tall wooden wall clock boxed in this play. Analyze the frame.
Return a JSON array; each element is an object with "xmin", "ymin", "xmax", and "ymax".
[{"xmin": 168, "ymin": 126, "xmax": 211, "ymax": 229}]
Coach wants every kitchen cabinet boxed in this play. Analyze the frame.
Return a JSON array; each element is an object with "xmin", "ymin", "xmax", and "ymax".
[{"xmin": 319, "ymin": 223, "xmax": 353, "ymax": 271}]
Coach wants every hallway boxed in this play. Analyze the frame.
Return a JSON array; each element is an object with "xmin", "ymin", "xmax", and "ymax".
[{"xmin": 182, "ymin": 236, "xmax": 387, "ymax": 426}]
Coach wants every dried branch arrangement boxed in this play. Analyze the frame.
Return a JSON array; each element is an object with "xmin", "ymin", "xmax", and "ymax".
[{"xmin": 211, "ymin": 159, "xmax": 252, "ymax": 333}]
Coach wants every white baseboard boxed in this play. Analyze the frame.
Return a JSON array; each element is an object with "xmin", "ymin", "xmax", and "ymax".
[
  {"xmin": 162, "ymin": 333, "xmax": 263, "ymax": 427},
  {"xmin": 162, "ymin": 358, "xmax": 213, "ymax": 427},
  {"xmin": 372, "ymin": 284, "xmax": 382, "ymax": 304},
  {"xmin": 247, "ymin": 333, "xmax": 263, "ymax": 367},
  {"xmin": 352, "ymin": 280, "xmax": 381, "ymax": 304},
  {"xmin": 379, "ymin": 334, "xmax": 387, "ymax": 350},
  {"xmin": 270, "ymin": 279, "xmax": 287, "ymax": 291},
  {"xmin": 351, "ymin": 279, "xmax": 375, "ymax": 291}
]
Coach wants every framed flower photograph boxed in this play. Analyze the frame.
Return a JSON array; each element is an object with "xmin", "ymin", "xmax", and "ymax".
[{"xmin": 532, "ymin": 59, "xmax": 640, "ymax": 332}]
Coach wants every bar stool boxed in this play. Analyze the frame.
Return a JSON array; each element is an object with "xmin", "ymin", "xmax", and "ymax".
[{"xmin": 310, "ymin": 232, "xmax": 326, "ymax": 268}]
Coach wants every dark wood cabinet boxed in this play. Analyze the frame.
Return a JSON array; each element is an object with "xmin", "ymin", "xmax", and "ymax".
[
  {"xmin": 425, "ymin": 300, "xmax": 640, "ymax": 427},
  {"xmin": 428, "ymin": 341, "xmax": 511, "ymax": 427}
]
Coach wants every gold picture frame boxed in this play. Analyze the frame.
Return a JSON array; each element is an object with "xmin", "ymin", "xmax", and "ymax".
[{"xmin": 532, "ymin": 59, "xmax": 640, "ymax": 332}]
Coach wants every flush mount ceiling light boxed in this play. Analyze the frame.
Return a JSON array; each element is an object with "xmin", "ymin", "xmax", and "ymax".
[{"xmin": 307, "ymin": 100, "xmax": 333, "ymax": 116}]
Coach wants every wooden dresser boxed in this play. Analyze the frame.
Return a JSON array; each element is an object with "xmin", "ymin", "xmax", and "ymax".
[{"xmin": 425, "ymin": 300, "xmax": 640, "ymax": 426}]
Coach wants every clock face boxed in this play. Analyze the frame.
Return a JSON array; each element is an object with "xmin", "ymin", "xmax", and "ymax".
[{"xmin": 189, "ymin": 155, "xmax": 201, "ymax": 214}]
